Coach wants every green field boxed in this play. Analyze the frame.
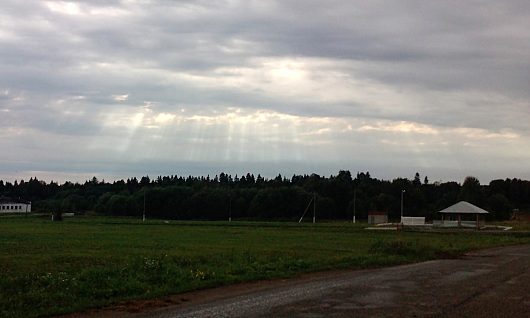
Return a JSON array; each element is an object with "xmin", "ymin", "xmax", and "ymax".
[{"xmin": 1, "ymin": 216, "xmax": 529, "ymax": 317}]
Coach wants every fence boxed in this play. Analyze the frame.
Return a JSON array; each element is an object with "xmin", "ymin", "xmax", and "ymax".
[{"xmin": 401, "ymin": 217, "xmax": 425, "ymax": 225}]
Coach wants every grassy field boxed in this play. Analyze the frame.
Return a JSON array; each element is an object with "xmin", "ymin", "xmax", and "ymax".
[{"xmin": 1, "ymin": 216, "xmax": 529, "ymax": 317}]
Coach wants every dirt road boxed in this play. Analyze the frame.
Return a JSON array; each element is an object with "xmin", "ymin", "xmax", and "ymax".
[{"xmin": 79, "ymin": 244, "xmax": 530, "ymax": 318}]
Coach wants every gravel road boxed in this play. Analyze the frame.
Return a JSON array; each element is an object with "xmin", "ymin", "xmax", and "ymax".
[
  {"xmin": 66, "ymin": 244, "xmax": 528, "ymax": 318},
  {"xmin": 127, "ymin": 244, "xmax": 530, "ymax": 318}
]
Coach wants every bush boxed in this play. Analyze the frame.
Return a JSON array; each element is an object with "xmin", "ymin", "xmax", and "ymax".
[
  {"xmin": 52, "ymin": 211, "xmax": 63, "ymax": 221},
  {"xmin": 369, "ymin": 239, "xmax": 430, "ymax": 258}
]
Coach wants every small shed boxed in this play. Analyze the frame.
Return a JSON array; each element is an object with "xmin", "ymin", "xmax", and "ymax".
[
  {"xmin": 438, "ymin": 201, "xmax": 489, "ymax": 230},
  {"xmin": 368, "ymin": 211, "xmax": 388, "ymax": 225}
]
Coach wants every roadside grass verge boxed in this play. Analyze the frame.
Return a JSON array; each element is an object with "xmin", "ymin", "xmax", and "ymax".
[{"xmin": 1, "ymin": 216, "xmax": 529, "ymax": 317}]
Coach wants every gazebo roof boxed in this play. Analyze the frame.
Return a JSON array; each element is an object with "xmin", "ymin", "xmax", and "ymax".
[{"xmin": 438, "ymin": 201, "xmax": 489, "ymax": 214}]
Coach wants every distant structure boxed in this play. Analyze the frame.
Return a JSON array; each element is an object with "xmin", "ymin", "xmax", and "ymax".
[
  {"xmin": 0, "ymin": 197, "xmax": 32, "ymax": 214},
  {"xmin": 368, "ymin": 211, "xmax": 388, "ymax": 225},
  {"xmin": 511, "ymin": 209, "xmax": 530, "ymax": 221},
  {"xmin": 437, "ymin": 201, "xmax": 489, "ymax": 230},
  {"xmin": 401, "ymin": 216, "xmax": 425, "ymax": 226}
]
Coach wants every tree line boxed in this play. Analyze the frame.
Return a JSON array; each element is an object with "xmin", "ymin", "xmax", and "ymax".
[{"xmin": 1, "ymin": 171, "xmax": 529, "ymax": 221}]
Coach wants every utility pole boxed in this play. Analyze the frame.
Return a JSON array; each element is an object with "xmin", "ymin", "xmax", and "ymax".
[
  {"xmin": 400, "ymin": 189, "xmax": 405, "ymax": 223},
  {"xmin": 229, "ymin": 194, "xmax": 232, "ymax": 222},
  {"xmin": 353, "ymin": 189, "xmax": 356, "ymax": 223},
  {"xmin": 312, "ymin": 192, "xmax": 316, "ymax": 224},
  {"xmin": 298, "ymin": 195, "xmax": 314, "ymax": 223},
  {"xmin": 143, "ymin": 190, "xmax": 146, "ymax": 222}
]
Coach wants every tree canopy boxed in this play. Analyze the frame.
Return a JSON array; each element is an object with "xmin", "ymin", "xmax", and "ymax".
[{"xmin": 1, "ymin": 172, "xmax": 529, "ymax": 221}]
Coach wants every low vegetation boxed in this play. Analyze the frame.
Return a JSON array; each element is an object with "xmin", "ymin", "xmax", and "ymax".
[{"xmin": 1, "ymin": 216, "xmax": 529, "ymax": 317}]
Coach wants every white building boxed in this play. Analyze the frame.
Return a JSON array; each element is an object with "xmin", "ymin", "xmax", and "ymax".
[{"xmin": 0, "ymin": 197, "xmax": 31, "ymax": 214}]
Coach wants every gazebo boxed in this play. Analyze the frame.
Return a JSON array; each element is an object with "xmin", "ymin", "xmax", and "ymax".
[{"xmin": 438, "ymin": 201, "xmax": 489, "ymax": 230}]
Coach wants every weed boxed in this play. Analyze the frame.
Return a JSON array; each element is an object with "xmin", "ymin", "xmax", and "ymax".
[{"xmin": 0, "ymin": 216, "xmax": 528, "ymax": 317}]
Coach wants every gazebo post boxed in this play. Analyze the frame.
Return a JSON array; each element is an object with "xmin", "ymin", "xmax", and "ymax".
[
  {"xmin": 476, "ymin": 214, "xmax": 479, "ymax": 230},
  {"xmin": 441, "ymin": 213, "xmax": 444, "ymax": 224},
  {"xmin": 457, "ymin": 214, "xmax": 461, "ymax": 227}
]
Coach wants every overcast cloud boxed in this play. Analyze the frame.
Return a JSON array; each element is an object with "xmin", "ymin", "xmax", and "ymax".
[{"xmin": 1, "ymin": 0, "xmax": 530, "ymax": 183}]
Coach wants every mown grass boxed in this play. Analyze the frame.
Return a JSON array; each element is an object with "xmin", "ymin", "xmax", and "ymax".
[{"xmin": 1, "ymin": 216, "xmax": 529, "ymax": 317}]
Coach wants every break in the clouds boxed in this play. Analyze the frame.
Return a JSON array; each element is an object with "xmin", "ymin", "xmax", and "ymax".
[{"xmin": 1, "ymin": 0, "xmax": 530, "ymax": 183}]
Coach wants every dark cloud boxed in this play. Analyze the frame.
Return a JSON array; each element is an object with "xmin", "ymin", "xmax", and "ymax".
[{"xmin": 1, "ymin": 0, "xmax": 530, "ymax": 181}]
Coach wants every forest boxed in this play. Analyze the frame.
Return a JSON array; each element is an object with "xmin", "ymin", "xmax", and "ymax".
[{"xmin": 1, "ymin": 171, "xmax": 529, "ymax": 221}]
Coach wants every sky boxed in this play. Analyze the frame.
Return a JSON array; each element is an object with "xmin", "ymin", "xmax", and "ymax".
[{"xmin": 1, "ymin": 0, "xmax": 530, "ymax": 184}]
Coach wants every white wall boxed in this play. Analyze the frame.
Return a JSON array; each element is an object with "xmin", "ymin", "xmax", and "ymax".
[
  {"xmin": 0, "ymin": 203, "xmax": 31, "ymax": 213},
  {"xmin": 401, "ymin": 216, "xmax": 425, "ymax": 225}
]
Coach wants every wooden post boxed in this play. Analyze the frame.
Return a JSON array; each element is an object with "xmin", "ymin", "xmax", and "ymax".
[
  {"xmin": 476, "ymin": 214, "xmax": 479, "ymax": 230},
  {"xmin": 441, "ymin": 213, "xmax": 444, "ymax": 224},
  {"xmin": 457, "ymin": 214, "xmax": 461, "ymax": 227}
]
